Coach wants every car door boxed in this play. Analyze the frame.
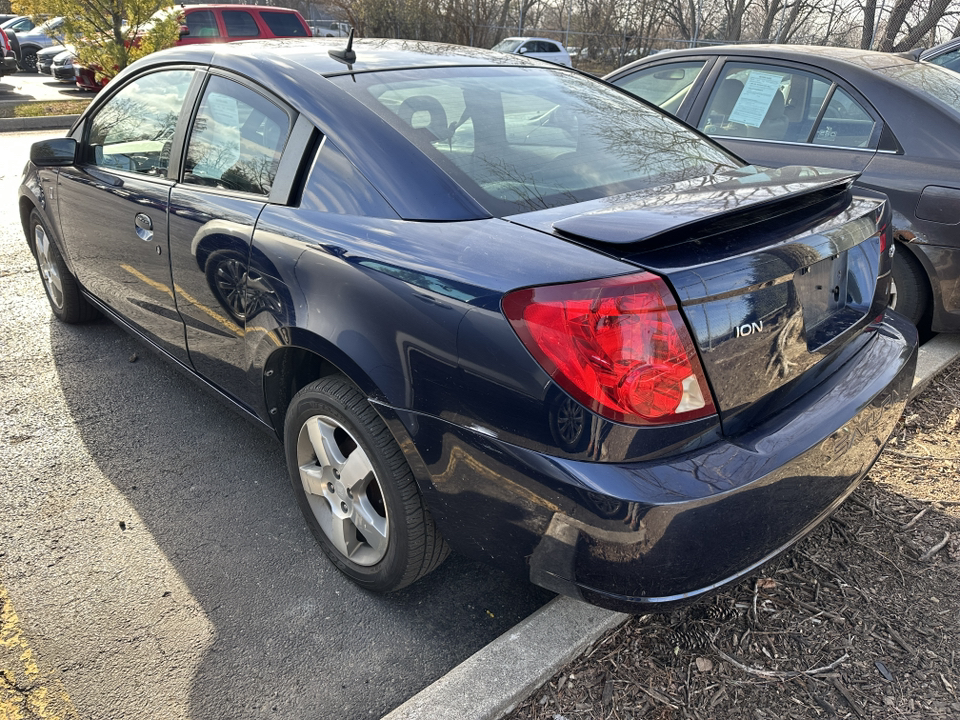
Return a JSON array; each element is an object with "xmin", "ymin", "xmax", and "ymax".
[
  {"xmin": 56, "ymin": 67, "xmax": 198, "ymax": 362},
  {"xmin": 686, "ymin": 59, "xmax": 882, "ymax": 174},
  {"xmin": 168, "ymin": 72, "xmax": 294, "ymax": 408}
]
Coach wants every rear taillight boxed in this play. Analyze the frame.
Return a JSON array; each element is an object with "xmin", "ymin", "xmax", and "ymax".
[
  {"xmin": 878, "ymin": 223, "xmax": 889, "ymax": 255},
  {"xmin": 503, "ymin": 272, "xmax": 716, "ymax": 426},
  {"xmin": 0, "ymin": 31, "xmax": 9, "ymax": 55}
]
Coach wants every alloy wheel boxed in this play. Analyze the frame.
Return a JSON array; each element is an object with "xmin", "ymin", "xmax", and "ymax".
[
  {"xmin": 35, "ymin": 224, "xmax": 64, "ymax": 310},
  {"xmin": 296, "ymin": 415, "xmax": 389, "ymax": 566}
]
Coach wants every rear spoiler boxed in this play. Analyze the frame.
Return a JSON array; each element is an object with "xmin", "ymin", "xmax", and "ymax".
[{"xmin": 551, "ymin": 166, "xmax": 858, "ymax": 249}]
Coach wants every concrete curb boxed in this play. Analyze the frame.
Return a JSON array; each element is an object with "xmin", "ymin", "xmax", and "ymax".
[
  {"xmin": 0, "ymin": 114, "xmax": 78, "ymax": 132},
  {"xmin": 383, "ymin": 596, "xmax": 628, "ymax": 720},
  {"xmin": 381, "ymin": 336, "xmax": 960, "ymax": 720},
  {"xmin": 908, "ymin": 333, "xmax": 960, "ymax": 399}
]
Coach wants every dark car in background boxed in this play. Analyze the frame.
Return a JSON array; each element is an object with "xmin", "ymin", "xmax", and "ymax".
[
  {"xmin": 607, "ymin": 45, "xmax": 960, "ymax": 336},
  {"xmin": 19, "ymin": 39, "xmax": 916, "ymax": 612},
  {"xmin": 0, "ymin": 29, "xmax": 17, "ymax": 78}
]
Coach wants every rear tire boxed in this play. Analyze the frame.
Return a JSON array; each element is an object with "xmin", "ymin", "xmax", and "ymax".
[
  {"xmin": 889, "ymin": 248, "xmax": 929, "ymax": 330},
  {"xmin": 30, "ymin": 210, "xmax": 98, "ymax": 323},
  {"xmin": 284, "ymin": 376, "xmax": 449, "ymax": 592}
]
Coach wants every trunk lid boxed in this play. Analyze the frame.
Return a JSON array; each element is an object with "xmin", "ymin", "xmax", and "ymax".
[{"xmin": 507, "ymin": 165, "xmax": 891, "ymax": 434}]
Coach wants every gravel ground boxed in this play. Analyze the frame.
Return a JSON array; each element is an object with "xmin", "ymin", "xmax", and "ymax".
[{"xmin": 506, "ymin": 360, "xmax": 960, "ymax": 720}]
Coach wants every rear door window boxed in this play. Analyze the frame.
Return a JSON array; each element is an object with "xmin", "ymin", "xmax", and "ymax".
[
  {"xmin": 698, "ymin": 63, "xmax": 830, "ymax": 143},
  {"xmin": 222, "ymin": 10, "xmax": 260, "ymax": 38},
  {"xmin": 183, "ymin": 75, "xmax": 291, "ymax": 194},
  {"xmin": 185, "ymin": 10, "xmax": 220, "ymax": 38},
  {"xmin": 260, "ymin": 11, "xmax": 308, "ymax": 37}
]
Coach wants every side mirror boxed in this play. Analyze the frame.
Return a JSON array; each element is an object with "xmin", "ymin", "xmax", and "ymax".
[
  {"xmin": 179, "ymin": 24, "xmax": 190, "ymax": 37},
  {"xmin": 518, "ymin": 47, "xmax": 528, "ymax": 54},
  {"xmin": 30, "ymin": 137, "xmax": 77, "ymax": 167}
]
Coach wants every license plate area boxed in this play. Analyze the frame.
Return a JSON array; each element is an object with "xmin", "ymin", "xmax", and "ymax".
[{"xmin": 796, "ymin": 245, "xmax": 876, "ymax": 350}]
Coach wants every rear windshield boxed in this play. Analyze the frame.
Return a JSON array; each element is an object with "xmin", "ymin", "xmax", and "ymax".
[
  {"xmin": 334, "ymin": 66, "xmax": 739, "ymax": 216},
  {"xmin": 876, "ymin": 62, "xmax": 960, "ymax": 114},
  {"xmin": 260, "ymin": 11, "xmax": 308, "ymax": 37}
]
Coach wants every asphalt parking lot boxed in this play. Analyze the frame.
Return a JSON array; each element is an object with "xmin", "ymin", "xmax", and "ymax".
[
  {"xmin": 0, "ymin": 130, "xmax": 553, "ymax": 719},
  {"xmin": 0, "ymin": 70, "xmax": 87, "ymax": 103}
]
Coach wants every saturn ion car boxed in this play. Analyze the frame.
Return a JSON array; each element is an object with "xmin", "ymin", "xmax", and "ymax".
[{"xmin": 19, "ymin": 38, "xmax": 917, "ymax": 611}]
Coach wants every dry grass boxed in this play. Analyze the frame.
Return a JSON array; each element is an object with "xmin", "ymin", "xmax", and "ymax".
[{"xmin": 0, "ymin": 100, "xmax": 90, "ymax": 118}]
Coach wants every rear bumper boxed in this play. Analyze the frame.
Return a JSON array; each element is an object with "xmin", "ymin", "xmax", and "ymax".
[
  {"xmin": 0, "ymin": 56, "xmax": 17, "ymax": 76},
  {"xmin": 389, "ymin": 311, "xmax": 917, "ymax": 613}
]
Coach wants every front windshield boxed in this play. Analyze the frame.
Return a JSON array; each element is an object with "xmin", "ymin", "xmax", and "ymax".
[
  {"xmin": 334, "ymin": 66, "xmax": 740, "ymax": 216},
  {"xmin": 492, "ymin": 39, "xmax": 524, "ymax": 53},
  {"xmin": 877, "ymin": 62, "xmax": 960, "ymax": 114}
]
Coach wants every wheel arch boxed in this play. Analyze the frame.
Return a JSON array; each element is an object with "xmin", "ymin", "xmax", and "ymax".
[
  {"xmin": 259, "ymin": 328, "xmax": 392, "ymax": 440},
  {"xmin": 893, "ymin": 232, "xmax": 937, "ymax": 327}
]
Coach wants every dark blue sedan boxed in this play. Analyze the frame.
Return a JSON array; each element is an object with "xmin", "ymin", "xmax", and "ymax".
[{"xmin": 19, "ymin": 38, "xmax": 917, "ymax": 611}]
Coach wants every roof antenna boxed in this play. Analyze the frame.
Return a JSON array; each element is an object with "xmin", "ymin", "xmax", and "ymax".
[{"xmin": 328, "ymin": 29, "xmax": 356, "ymax": 64}]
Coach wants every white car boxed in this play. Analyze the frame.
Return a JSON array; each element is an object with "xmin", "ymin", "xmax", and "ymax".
[{"xmin": 491, "ymin": 37, "xmax": 572, "ymax": 67}]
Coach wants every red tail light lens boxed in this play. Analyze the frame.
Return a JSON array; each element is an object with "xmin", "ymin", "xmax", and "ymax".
[
  {"xmin": 878, "ymin": 223, "xmax": 889, "ymax": 255},
  {"xmin": 502, "ymin": 272, "xmax": 716, "ymax": 426}
]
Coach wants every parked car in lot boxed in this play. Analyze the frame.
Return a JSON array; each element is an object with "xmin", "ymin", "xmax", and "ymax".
[
  {"xmin": 0, "ymin": 29, "xmax": 18, "ymax": 78},
  {"xmin": 606, "ymin": 45, "xmax": 960, "ymax": 336},
  {"xmin": 492, "ymin": 36, "xmax": 572, "ymax": 66},
  {"xmin": 37, "ymin": 43, "xmax": 74, "ymax": 75},
  {"xmin": 0, "ymin": 15, "xmax": 38, "ymax": 35},
  {"xmin": 310, "ymin": 20, "xmax": 351, "ymax": 37},
  {"xmin": 175, "ymin": 4, "xmax": 311, "ymax": 44},
  {"xmin": 51, "ymin": 48, "xmax": 77, "ymax": 82},
  {"xmin": 19, "ymin": 39, "xmax": 917, "ymax": 611},
  {"xmin": 14, "ymin": 16, "xmax": 64, "ymax": 72}
]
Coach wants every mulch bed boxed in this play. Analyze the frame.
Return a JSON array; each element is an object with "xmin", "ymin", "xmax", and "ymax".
[{"xmin": 507, "ymin": 361, "xmax": 960, "ymax": 720}]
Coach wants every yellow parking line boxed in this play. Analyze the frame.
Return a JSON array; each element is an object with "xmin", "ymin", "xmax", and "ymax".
[{"xmin": 0, "ymin": 585, "xmax": 77, "ymax": 720}]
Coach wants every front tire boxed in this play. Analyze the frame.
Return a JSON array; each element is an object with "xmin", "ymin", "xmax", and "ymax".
[
  {"xmin": 284, "ymin": 376, "xmax": 449, "ymax": 592},
  {"xmin": 19, "ymin": 46, "xmax": 38, "ymax": 73},
  {"xmin": 30, "ymin": 210, "xmax": 98, "ymax": 323}
]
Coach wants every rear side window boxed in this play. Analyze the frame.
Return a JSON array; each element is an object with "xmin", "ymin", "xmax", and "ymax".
[
  {"xmin": 223, "ymin": 10, "xmax": 259, "ymax": 38},
  {"xmin": 185, "ymin": 10, "xmax": 220, "ymax": 38},
  {"xmin": 815, "ymin": 87, "xmax": 875, "ymax": 147},
  {"xmin": 260, "ymin": 11, "xmax": 308, "ymax": 37},
  {"xmin": 183, "ymin": 75, "xmax": 291, "ymax": 194}
]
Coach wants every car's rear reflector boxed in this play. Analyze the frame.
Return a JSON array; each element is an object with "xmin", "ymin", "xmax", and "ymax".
[{"xmin": 503, "ymin": 272, "xmax": 717, "ymax": 426}]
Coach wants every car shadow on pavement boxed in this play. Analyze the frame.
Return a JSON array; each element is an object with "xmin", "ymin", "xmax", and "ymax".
[{"xmin": 50, "ymin": 317, "xmax": 554, "ymax": 720}]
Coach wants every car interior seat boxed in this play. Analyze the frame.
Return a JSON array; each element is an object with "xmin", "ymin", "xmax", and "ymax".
[
  {"xmin": 397, "ymin": 95, "xmax": 451, "ymax": 144},
  {"xmin": 747, "ymin": 89, "xmax": 788, "ymax": 141}
]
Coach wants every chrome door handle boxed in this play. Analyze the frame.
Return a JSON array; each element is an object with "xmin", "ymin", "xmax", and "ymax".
[{"xmin": 135, "ymin": 212, "xmax": 153, "ymax": 242}]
